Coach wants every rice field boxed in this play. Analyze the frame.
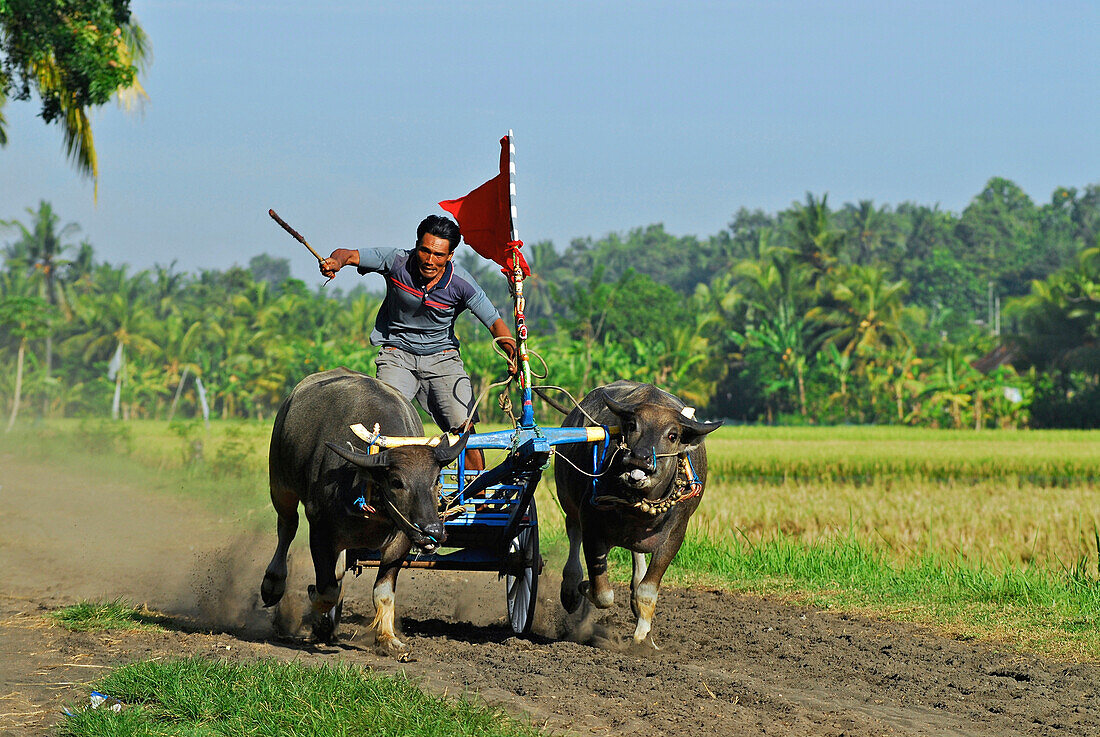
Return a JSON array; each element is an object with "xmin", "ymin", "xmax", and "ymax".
[{"xmin": 698, "ymin": 427, "xmax": 1100, "ymax": 570}]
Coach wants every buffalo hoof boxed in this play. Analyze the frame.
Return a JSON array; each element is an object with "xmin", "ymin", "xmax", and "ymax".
[
  {"xmin": 310, "ymin": 611, "xmax": 337, "ymax": 643},
  {"xmin": 309, "ymin": 601, "xmax": 342, "ymax": 644},
  {"xmin": 373, "ymin": 635, "xmax": 409, "ymax": 658},
  {"xmin": 560, "ymin": 578, "xmax": 583, "ymax": 614},
  {"xmin": 307, "ymin": 585, "xmax": 343, "ymax": 643},
  {"xmin": 260, "ymin": 571, "xmax": 286, "ymax": 608},
  {"xmin": 579, "ymin": 581, "xmax": 614, "ymax": 609}
]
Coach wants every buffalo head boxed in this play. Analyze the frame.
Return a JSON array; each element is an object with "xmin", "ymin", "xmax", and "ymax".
[
  {"xmin": 325, "ymin": 431, "xmax": 470, "ymax": 553},
  {"xmin": 604, "ymin": 395, "xmax": 723, "ymax": 496}
]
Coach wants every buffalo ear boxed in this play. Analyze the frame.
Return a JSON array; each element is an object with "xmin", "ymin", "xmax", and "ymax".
[
  {"xmin": 603, "ymin": 395, "xmax": 636, "ymax": 423},
  {"xmin": 679, "ymin": 417, "xmax": 724, "ymax": 451},
  {"xmin": 433, "ymin": 430, "xmax": 471, "ymax": 465},
  {"xmin": 326, "ymin": 441, "xmax": 391, "ymax": 468}
]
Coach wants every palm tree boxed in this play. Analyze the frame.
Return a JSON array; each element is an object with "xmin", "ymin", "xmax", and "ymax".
[
  {"xmin": 1, "ymin": 294, "xmax": 53, "ymax": 431},
  {"xmin": 920, "ymin": 344, "xmax": 977, "ymax": 429},
  {"xmin": 845, "ymin": 200, "xmax": 886, "ymax": 265},
  {"xmin": 65, "ymin": 265, "xmax": 159, "ymax": 418},
  {"xmin": 2, "ymin": 201, "xmax": 82, "ymax": 413},
  {"xmin": 813, "ymin": 264, "xmax": 911, "ymax": 360},
  {"xmin": 867, "ymin": 347, "xmax": 923, "ymax": 423},
  {"xmin": 728, "ymin": 247, "xmax": 824, "ymax": 416},
  {"xmin": 0, "ymin": 11, "xmax": 150, "ymax": 189},
  {"xmin": 786, "ymin": 193, "xmax": 842, "ymax": 278},
  {"xmin": 1009, "ymin": 245, "xmax": 1100, "ymax": 377},
  {"xmin": 821, "ymin": 343, "xmax": 853, "ymax": 414},
  {"xmin": 162, "ymin": 313, "xmax": 207, "ymax": 421}
]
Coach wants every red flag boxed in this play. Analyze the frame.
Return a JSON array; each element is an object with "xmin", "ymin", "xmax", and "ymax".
[{"xmin": 439, "ymin": 136, "xmax": 530, "ymax": 277}]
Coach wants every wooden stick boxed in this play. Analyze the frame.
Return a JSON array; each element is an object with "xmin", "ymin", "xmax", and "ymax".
[{"xmin": 268, "ymin": 209, "xmax": 324, "ymax": 263}]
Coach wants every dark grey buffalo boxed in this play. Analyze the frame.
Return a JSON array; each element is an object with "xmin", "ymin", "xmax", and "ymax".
[
  {"xmin": 555, "ymin": 381, "xmax": 722, "ymax": 643},
  {"xmin": 260, "ymin": 367, "xmax": 467, "ymax": 648}
]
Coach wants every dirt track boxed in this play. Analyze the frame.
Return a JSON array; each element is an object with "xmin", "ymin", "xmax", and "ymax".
[{"xmin": 2, "ymin": 451, "xmax": 1099, "ymax": 736}]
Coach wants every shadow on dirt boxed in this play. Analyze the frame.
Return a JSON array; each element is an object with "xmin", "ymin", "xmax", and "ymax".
[{"xmin": 398, "ymin": 615, "xmax": 556, "ymax": 647}]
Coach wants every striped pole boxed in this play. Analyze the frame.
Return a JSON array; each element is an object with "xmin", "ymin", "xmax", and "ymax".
[
  {"xmin": 508, "ymin": 131, "xmax": 519, "ymax": 243},
  {"xmin": 506, "ymin": 130, "xmax": 535, "ymax": 428}
]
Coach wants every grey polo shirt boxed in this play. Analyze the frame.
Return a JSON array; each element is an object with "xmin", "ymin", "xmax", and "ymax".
[{"xmin": 356, "ymin": 247, "xmax": 502, "ymax": 355}]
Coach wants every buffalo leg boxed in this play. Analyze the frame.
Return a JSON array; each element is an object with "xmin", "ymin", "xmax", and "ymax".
[
  {"xmin": 560, "ymin": 515, "xmax": 585, "ymax": 613},
  {"xmin": 580, "ymin": 527, "xmax": 615, "ymax": 609},
  {"xmin": 307, "ymin": 522, "xmax": 342, "ymax": 641},
  {"xmin": 631, "ymin": 518, "xmax": 689, "ymax": 643},
  {"xmin": 371, "ymin": 534, "xmax": 412, "ymax": 654},
  {"xmin": 260, "ymin": 483, "xmax": 299, "ymax": 607}
]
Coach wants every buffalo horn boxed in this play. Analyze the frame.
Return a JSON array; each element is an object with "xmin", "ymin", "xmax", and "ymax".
[
  {"xmin": 603, "ymin": 394, "xmax": 635, "ymax": 421},
  {"xmin": 680, "ymin": 416, "xmax": 724, "ymax": 435},
  {"xmin": 325, "ymin": 441, "xmax": 391, "ymax": 468},
  {"xmin": 432, "ymin": 430, "xmax": 471, "ymax": 464}
]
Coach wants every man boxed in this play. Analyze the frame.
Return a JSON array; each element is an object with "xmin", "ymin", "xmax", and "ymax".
[{"xmin": 321, "ymin": 215, "xmax": 516, "ymax": 470}]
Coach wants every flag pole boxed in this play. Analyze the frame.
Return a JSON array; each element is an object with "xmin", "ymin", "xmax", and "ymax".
[{"xmin": 505, "ymin": 130, "xmax": 535, "ymax": 428}]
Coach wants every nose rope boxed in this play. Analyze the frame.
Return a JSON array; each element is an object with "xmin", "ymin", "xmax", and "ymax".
[{"xmin": 591, "ymin": 453, "xmax": 704, "ymax": 517}]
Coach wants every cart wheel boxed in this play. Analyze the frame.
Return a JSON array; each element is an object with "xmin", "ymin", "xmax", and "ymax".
[{"xmin": 506, "ymin": 503, "xmax": 539, "ymax": 635}]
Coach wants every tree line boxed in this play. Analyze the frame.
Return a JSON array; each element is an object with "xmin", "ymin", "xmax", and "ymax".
[{"xmin": 2, "ymin": 177, "xmax": 1099, "ymax": 429}]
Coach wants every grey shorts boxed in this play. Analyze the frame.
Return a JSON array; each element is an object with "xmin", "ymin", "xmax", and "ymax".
[{"xmin": 375, "ymin": 346, "xmax": 478, "ymax": 431}]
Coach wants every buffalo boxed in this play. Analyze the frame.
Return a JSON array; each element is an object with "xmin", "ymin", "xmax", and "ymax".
[
  {"xmin": 260, "ymin": 367, "xmax": 467, "ymax": 648},
  {"xmin": 555, "ymin": 381, "xmax": 722, "ymax": 644}
]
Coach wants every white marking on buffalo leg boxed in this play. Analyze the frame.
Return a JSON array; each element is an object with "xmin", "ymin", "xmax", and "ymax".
[
  {"xmin": 630, "ymin": 553, "xmax": 649, "ymax": 618},
  {"xmin": 370, "ymin": 580, "xmax": 405, "ymax": 652},
  {"xmin": 631, "ymin": 553, "xmax": 648, "ymax": 592},
  {"xmin": 582, "ymin": 580, "xmax": 614, "ymax": 608},
  {"xmin": 632, "ymin": 582, "xmax": 659, "ymax": 643},
  {"xmin": 334, "ymin": 549, "xmax": 347, "ymax": 582}
]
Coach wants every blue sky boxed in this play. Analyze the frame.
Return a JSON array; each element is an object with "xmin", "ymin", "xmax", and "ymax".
[{"xmin": 2, "ymin": 1, "xmax": 1098, "ymax": 283}]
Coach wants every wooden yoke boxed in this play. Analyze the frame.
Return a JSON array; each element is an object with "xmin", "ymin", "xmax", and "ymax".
[{"xmin": 350, "ymin": 423, "xmax": 461, "ymax": 449}]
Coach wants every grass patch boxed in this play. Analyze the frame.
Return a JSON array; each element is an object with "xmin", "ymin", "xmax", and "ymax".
[
  {"xmin": 59, "ymin": 657, "xmax": 542, "ymax": 737},
  {"xmin": 641, "ymin": 531, "xmax": 1100, "ymax": 661},
  {"xmin": 50, "ymin": 599, "xmax": 167, "ymax": 632}
]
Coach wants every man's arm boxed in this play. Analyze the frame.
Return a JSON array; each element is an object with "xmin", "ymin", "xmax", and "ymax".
[
  {"xmin": 320, "ymin": 248, "xmax": 360, "ymax": 278},
  {"xmin": 490, "ymin": 318, "xmax": 518, "ymax": 375}
]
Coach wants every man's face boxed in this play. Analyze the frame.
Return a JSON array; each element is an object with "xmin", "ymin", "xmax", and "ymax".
[{"xmin": 415, "ymin": 233, "xmax": 454, "ymax": 282}]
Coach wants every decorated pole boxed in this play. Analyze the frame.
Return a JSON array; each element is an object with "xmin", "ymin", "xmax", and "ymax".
[
  {"xmin": 505, "ymin": 131, "xmax": 536, "ymax": 428},
  {"xmin": 438, "ymin": 132, "xmax": 534, "ymax": 426}
]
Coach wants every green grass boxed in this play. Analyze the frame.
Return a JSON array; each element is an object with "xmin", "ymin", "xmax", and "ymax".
[
  {"xmin": 49, "ymin": 599, "xmax": 168, "ymax": 632},
  {"xmin": 59, "ymin": 657, "xmax": 542, "ymax": 737},
  {"xmin": 644, "ymin": 530, "xmax": 1100, "ymax": 660},
  {"xmin": 706, "ymin": 425, "xmax": 1100, "ymax": 485}
]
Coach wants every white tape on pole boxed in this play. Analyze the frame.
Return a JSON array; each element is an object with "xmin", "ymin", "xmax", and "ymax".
[{"xmin": 507, "ymin": 129, "xmax": 518, "ymax": 243}]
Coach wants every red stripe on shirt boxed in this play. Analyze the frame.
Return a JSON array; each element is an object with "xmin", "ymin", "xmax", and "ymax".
[{"xmin": 389, "ymin": 277, "xmax": 451, "ymax": 311}]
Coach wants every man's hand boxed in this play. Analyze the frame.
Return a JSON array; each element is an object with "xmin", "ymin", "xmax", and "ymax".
[
  {"xmin": 321, "ymin": 248, "xmax": 359, "ymax": 279},
  {"xmin": 489, "ymin": 319, "xmax": 518, "ymax": 377},
  {"xmin": 503, "ymin": 340, "xmax": 519, "ymax": 377}
]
